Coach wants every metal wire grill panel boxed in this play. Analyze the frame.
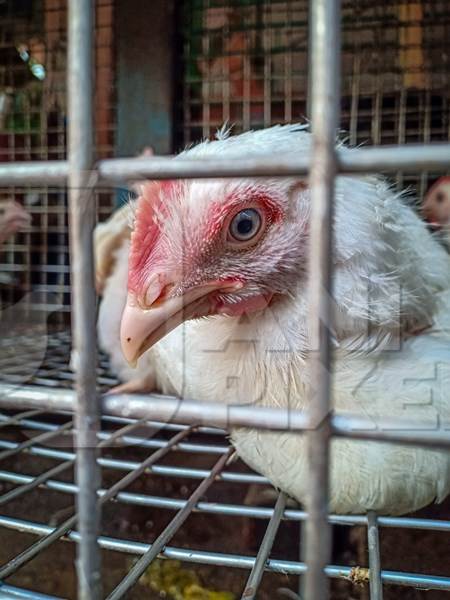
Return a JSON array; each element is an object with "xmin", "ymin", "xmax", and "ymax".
[
  {"xmin": 0, "ymin": 0, "xmax": 115, "ymax": 316},
  {"xmin": 0, "ymin": 334, "xmax": 450, "ymax": 599},
  {"xmin": 180, "ymin": 0, "xmax": 450, "ymax": 197},
  {"xmin": 181, "ymin": 0, "xmax": 450, "ymax": 143},
  {"xmin": 0, "ymin": 332, "xmax": 296, "ymax": 599}
]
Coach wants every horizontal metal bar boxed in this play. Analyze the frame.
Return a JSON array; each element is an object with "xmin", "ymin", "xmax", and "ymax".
[
  {"xmin": 97, "ymin": 155, "xmax": 312, "ymax": 180},
  {"xmin": 0, "ymin": 459, "xmax": 73, "ymax": 507},
  {"xmin": 338, "ymin": 144, "xmax": 450, "ymax": 173},
  {"xmin": 0, "ymin": 141, "xmax": 449, "ymax": 187},
  {"xmin": 0, "ymin": 515, "xmax": 449, "ymax": 591},
  {"xmin": 0, "ymin": 420, "xmax": 151, "ymax": 506},
  {"xmin": 0, "ymin": 161, "xmax": 68, "ymax": 186},
  {"xmin": 0, "ymin": 513, "xmax": 77, "ymax": 580},
  {"xmin": 0, "ymin": 420, "xmax": 72, "ymax": 463},
  {"xmin": 101, "ymin": 413, "xmax": 225, "ymax": 436},
  {"xmin": 97, "ymin": 144, "xmax": 450, "ymax": 180},
  {"xmin": 0, "ymin": 583, "xmax": 62, "ymax": 600},
  {"xmin": 0, "ymin": 413, "xmax": 227, "ymax": 455},
  {"xmin": 0, "ymin": 438, "xmax": 265, "ymax": 485},
  {"xmin": 97, "ymin": 429, "xmax": 226, "ymax": 454},
  {"xmin": 3, "ymin": 385, "xmax": 450, "ymax": 449},
  {"xmin": 0, "ymin": 410, "xmax": 45, "ymax": 429},
  {"xmin": 1, "ymin": 466, "xmax": 450, "ymax": 533},
  {"xmin": 331, "ymin": 414, "xmax": 450, "ymax": 448},
  {"xmin": 0, "ymin": 469, "xmax": 273, "ymax": 518}
]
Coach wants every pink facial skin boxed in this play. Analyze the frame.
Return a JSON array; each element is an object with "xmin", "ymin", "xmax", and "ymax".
[{"xmin": 422, "ymin": 177, "xmax": 450, "ymax": 229}]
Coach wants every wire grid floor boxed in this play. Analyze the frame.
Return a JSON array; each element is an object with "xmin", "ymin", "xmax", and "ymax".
[{"xmin": 0, "ymin": 333, "xmax": 450, "ymax": 599}]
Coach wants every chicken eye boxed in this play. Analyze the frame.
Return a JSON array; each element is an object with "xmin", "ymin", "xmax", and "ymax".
[{"xmin": 228, "ymin": 208, "xmax": 262, "ymax": 242}]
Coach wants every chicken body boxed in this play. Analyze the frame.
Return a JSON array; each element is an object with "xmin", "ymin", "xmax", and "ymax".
[
  {"xmin": 422, "ymin": 177, "xmax": 450, "ymax": 251},
  {"xmin": 0, "ymin": 200, "xmax": 30, "ymax": 245},
  {"xmin": 98, "ymin": 125, "xmax": 450, "ymax": 515}
]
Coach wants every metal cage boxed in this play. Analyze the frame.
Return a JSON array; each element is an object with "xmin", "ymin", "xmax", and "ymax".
[{"xmin": 1, "ymin": 1, "xmax": 450, "ymax": 599}]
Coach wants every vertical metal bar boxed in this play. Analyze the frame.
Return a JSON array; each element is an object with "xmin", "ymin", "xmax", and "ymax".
[
  {"xmin": 284, "ymin": 1, "xmax": 293, "ymax": 124},
  {"xmin": 67, "ymin": 2, "xmax": 102, "ymax": 599},
  {"xmin": 367, "ymin": 511, "xmax": 383, "ymax": 600},
  {"xmin": 222, "ymin": 15, "xmax": 231, "ymax": 127},
  {"xmin": 372, "ymin": 84, "xmax": 382, "ymax": 146},
  {"xmin": 396, "ymin": 89, "xmax": 406, "ymax": 192},
  {"xmin": 183, "ymin": 1, "xmax": 192, "ymax": 145},
  {"xmin": 349, "ymin": 55, "xmax": 360, "ymax": 147},
  {"xmin": 202, "ymin": 0, "xmax": 211, "ymax": 139},
  {"xmin": 299, "ymin": 519, "xmax": 306, "ymax": 597},
  {"xmin": 303, "ymin": 1, "xmax": 341, "ymax": 599},
  {"xmin": 242, "ymin": 35, "xmax": 251, "ymax": 131},
  {"xmin": 263, "ymin": 4, "xmax": 272, "ymax": 128},
  {"xmin": 419, "ymin": 90, "xmax": 431, "ymax": 201}
]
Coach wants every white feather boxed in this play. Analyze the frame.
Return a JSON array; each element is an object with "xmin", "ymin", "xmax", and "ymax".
[{"xmin": 98, "ymin": 124, "xmax": 450, "ymax": 515}]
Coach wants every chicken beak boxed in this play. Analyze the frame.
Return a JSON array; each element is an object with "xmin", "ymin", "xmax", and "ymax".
[{"xmin": 120, "ymin": 283, "xmax": 221, "ymax": 367}]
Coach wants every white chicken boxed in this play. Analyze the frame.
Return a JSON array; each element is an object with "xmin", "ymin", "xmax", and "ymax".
[
  {"xmin": 97, "ymin": 124, "xmax": 450, "ymax": 515},
  {"xmin": 421, "ymin": 176, "xmax": 450, "ymax": 251},
  {"xmin": 0, "ymin": 200, "xmax": 30, "ymax": 245}
]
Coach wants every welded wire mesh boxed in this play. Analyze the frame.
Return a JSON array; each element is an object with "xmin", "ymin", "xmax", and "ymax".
[
  {"xmin": 0, "ymin": 333, "xmax": 450, "ymax": 599},
  {"xmin": 180, "ymin": 0, "xmax": 450, "ymax": 198},
  {"xmin": 181, "ymin": 1, "xmax": 450, "ymax": 142},
  {"xmin": 2, "ymin": 0, "xmax": 450, "ymax": 316},
  {"xmin": 0, "ymin": 0, "xmax": 115, "ymax": 316},
  {"xmin": 0, "ymin": 333, "xmax": 303, "ymax": 599}
]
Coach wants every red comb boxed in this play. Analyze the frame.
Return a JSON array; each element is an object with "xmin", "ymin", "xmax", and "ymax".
[{"xmin": 128, "ymin": 181, "xmax": 174, "ymax": 293}]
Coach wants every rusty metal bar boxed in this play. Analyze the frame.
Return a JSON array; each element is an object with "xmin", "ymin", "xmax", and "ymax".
[
  {"xmin": 303, "ymin": 1, "xmax": 341, "ymax": 599},
  {"xmin": 67, "ymin": 1, "xmax": 101, "ymax": 599}
]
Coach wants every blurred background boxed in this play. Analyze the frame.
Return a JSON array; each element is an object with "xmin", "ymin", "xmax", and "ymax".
[{"xmin": 0, "ymin": 0, "xmax": 449, "ymax": 321}]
